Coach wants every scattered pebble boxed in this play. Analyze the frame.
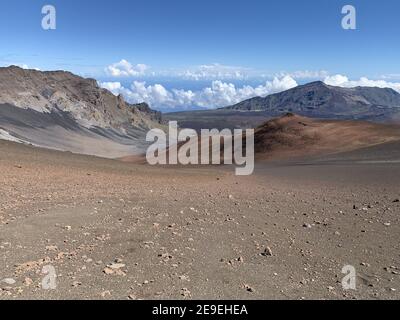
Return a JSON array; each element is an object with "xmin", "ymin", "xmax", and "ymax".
[
  {"xmin": 244, "ymin": 284, "xmax": 255, "ymax": 293},
  {"xmin": 261, "ymin": 247, "xmax": 273, "ymax": 257},
  {"xmin": 1, "ymin": 278, "xmax": 16, "ymax": 285},
  {"xmin": 181, "ymin": 288, "xmax": 191, "ymax": 297}
]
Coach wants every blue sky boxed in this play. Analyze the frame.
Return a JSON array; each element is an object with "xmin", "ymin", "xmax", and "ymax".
[{"xmin": 1, "ymin": 0, "xmax": 400, "ymax": 111}]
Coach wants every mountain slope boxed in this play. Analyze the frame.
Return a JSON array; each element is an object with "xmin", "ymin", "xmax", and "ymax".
[
  {"xmin": 0, "ymin": 66, "xmax": 162, "ymax": 157},
  {"xmin": 224, "ymin": 81, "xmax": 400, "ymax": 122},
  {"xmin": 252, "ymin": 113, "xmax": 400, "ymax": 160}
]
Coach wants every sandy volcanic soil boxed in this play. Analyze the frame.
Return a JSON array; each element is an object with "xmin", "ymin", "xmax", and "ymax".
[{"xmin": 0, "ymin": 140, "xmax": 399, "ymax": 300}]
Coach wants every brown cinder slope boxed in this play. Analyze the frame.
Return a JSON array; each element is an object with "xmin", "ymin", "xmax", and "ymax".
[
  {"xmin": 254, "ymin": 113, "xmax": 400, "ymax": 160},
  {"xmin": 122, "ymin": 113, "xmax": 400, "ymax": 164}
]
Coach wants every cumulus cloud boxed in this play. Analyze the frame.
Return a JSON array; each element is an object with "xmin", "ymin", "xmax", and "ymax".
[
  {"xmin": 100, "ymin": 75, "xmax": 297, "ymax": 110},
  {"xmin": 177, "ymin": 63, "xmax": 251, "ymax": 80},
  {"xmin": 323, "ymin": 74, "xmax": 349, "ymax": 86},
  {"xmin": 324, "ymin": 74, "xmax": 400, "ymax": 93},
  {"xmin": 105, "ymin": 59, "xmax": 148, "ymax": 77},
  {"xmin": 100, "ymin": 81, "xmax": 122, "ymax": 91}
]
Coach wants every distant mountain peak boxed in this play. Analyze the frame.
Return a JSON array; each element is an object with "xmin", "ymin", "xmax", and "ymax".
[
  {"xmin": 301, "ymin": 80, "xmax": 327, "ymax": 87},
  {"xmin": 223, "ymin": 81, "xmax": 400, "ymax": 122}
]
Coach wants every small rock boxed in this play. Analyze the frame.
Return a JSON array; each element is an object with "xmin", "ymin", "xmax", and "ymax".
[
  {"xmin": 1, "ymin": 278, "xmax": 16, "ymax": 285},
  {"xmin": 181, "ymin": 288, "xmax": 191, "ymax": 297},
  {"xmin": 100, "ymin": 290, "xmax": 111, "ymax": 298},
  {"xmin": 244, "ymin": 284, "xmax": 255, "ymax": 293},
  {"xmin": 261, "ymin": 247, "xmax": 273, "ymax": 257},
  {"xmin": 24, "ymin": 278, "xmax": 33, "ymax": 286},
  {"xmin": 103, "ymin": 267, "xmax": 114, "ymax": 275},
  {"xmin": 109, "ymin": 263, "xmax": 125, "ymax": 270}
]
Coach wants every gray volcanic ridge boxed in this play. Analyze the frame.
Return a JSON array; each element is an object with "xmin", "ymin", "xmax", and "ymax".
[{"xmin": 0, "ymin": 66, "xmax": 162, "ymax": 158}]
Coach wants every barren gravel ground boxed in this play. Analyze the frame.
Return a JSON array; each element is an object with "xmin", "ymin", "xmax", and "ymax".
[{"xmin": 0, "ymin": 140, "xmax": 399, "ymax": 300}]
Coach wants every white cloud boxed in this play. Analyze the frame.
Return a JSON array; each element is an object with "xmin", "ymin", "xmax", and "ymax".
[
  {"xmin": 100, "ymin": 75, "xmax": 297, "ymax": 110},
  {"xmin": 17, "ymin": 63, "xmax": 29, "ymax": 69},
  {"xmin": 177, "ymin": 63, "xmax": 251, "ymax": 80},
  {"xmin": 380, "ymin": 74, "xmax": 400, "ymax": 80},
  {"xmin": 167, "ymin": 65, "xmax": 328, "ymax": 81},
  {"xmin": 323, "ymin": 74, "xmax": 350, "ymax": 86},
  {"xmin": 105, "ymin": 59, "xmax": 148, "ymax": 77},
  {"xmin": 324, "ymin": 74, "xmax": 400, "ymax": 92},
  {"xmin": 100, "ymin": 81, "xmax": 122, "ymax": 91},
  {"xmin": 277, "ymin": 70, "xmax": 329, "ymax": 79}
]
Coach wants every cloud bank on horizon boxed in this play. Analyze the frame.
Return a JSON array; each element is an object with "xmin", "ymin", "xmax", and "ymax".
[
  {"xmin": 102, "ymin": 59, "xmax": 330, "ymax": 81},
  {"xmin": 101, "ymin": 76, "xmax": 298, "ymax": 111}
]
